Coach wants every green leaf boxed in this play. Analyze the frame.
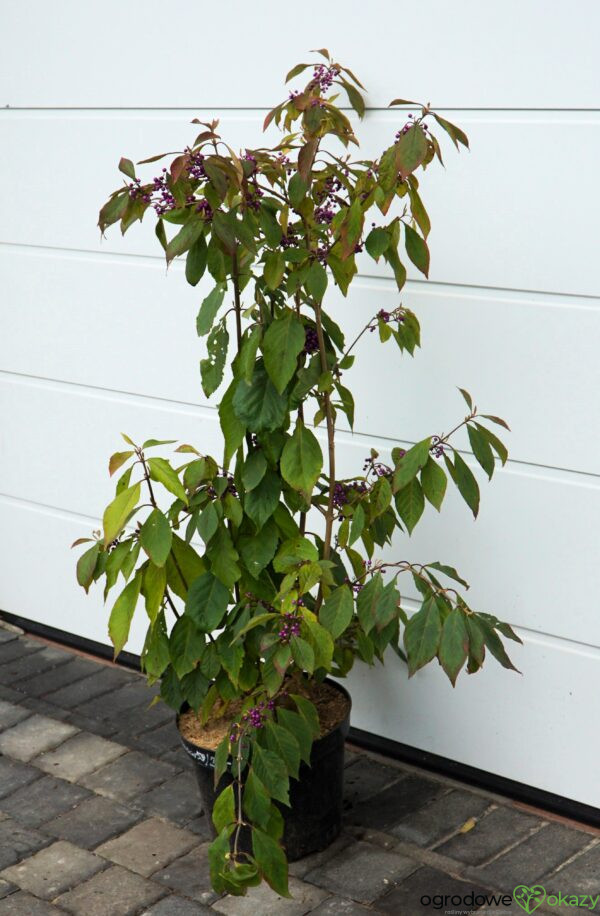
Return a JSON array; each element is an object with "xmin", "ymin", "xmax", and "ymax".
[
  {"xmin": 393, "ymin": 439, "xmax": 431, "ymax": 491},
  {"xmin": 365, "ymin": 227, "xmax": 390, "ymax": 260},
  {"xmin": 166, "ymin": 218, "xmax": 204, "ymax": 264},
  {"xmin": 473, "ymin": 615, "xmax": 520, "ymax": 672},
  {"xmin": 244, "ymin": 469, "xmax": 281, "ymax": 530},
  {"xmin": 196, "ymin": 284, "xmax": 226, "ymax": 336},
  {"xmin": 264, "ymin": 251, "xmax": 286, "ymax": 290},
  {"xmin": 232, "ymin": 365, "xmax": 288, "ymax": 432},
  {"xmin": 185, "ymin": 233, "xmax": 208, "ymax": 286},
  {"xmin": 290, "ymin": 694, "xmax": 320, "ymax": 738},
  {"xmin": 439, "ymin": 608, "xmax": 468, "ymax": 686},
  {"xmin": 357, "ymin": 572, "xmax": 384, "ymax": 635},
  {"xmin": 118, "ymin": 156, "xmax": 136, "ymax": 179},
  {"xmin": 220, "ymin": 379, "xmax": 246, "ymax": 468},
  {"xmin": 474, "ymin": 422, "xmax": 508, "ymax": 466},
  {"xmin": 458, "ymin": 387, "xmax": 473, "ymax": 409},
  {"xmin": 306, "ymin": 261, "xmax": 328, "ymax": 301},
  {"xmin": 252, "ymin": 745, "xmax": 290, "ymax": 806},
  {"xmin": 265, "ymin": 721, "xmax": 301, "ymax": 779},
  {"xmin": 395, "ymin": 124, "xmax": 429, "ymax": 178},
  {"xmin": 103, "ymin": 483, "xmax": 141, "ymax": 546},
  {"xmin": 420, "ymin": 457, "xmax": 447, "ymax": 511},
  {"xmin": 200, "ymin": 321, "xmax": 229, "ymax": 397},
  {"xmin": 185, "ymin": 571, "xmax": 230, "ymax": 632},
  {"xmin": 480, "ymin": 414, "xmax": 510, "ymax": 430},
  {"xmin": 374, "ymin": 580, "xmax": 400, "ymax": 632},
  {"xmin": 206, "ymin": 526, "xmax": 241, "ymax": 588},
  {"xmin": 288, "ymin": 172, "xmax": 307, "ymax": 208},
  {"xmin": 208, "ymin": 825, "xmax": 235, "ymax": 893},
  {"xmin": 242, "ymin": 450, "xmax": 267, "ymax": 491},
  {"xmin": 252, "ymin": 827, "xmax": 290, "ymax": 898},
  {"xmin": 243, "ymin": 769, "xmax": 271, "ymax": 829},
  {"xmin": 238, "ymin": 519, "xmax": 278, "ymax": 578},
  {"xmin": 468, "ymin": 425, "xmax": 496, "ymax": 480},
  {"xmin": 262, "ymin": 313, "xmax": 305, "ymax": 394},
  {"xmin": 142, "ymin": 562, "xmax": 166, "ymax": 623},
  {"xmin": 139, "ymin": 509, "xmax": 172, "ymax": 567},
  {"xmin": 214, "ymin": 734, "xmax": 230, "ymax": 783},
  {"xmin": 258, "ymin": 206, "xmax": 283, "ymax": 247},
  {"xmin": 427, "ymin": 562, "xmax": 469, "ymax": 588},
  {"xmin": 404, "ymin": 596, "xmax": 442, "ymax": 676},
  {"xmin": 166, "ymin": 534, "xmax": 205, "ymax": 600},
  {"xmin": 148, "ymin": 457, "xmax": 188, "ymax": 505},
  {"xmin": 395, "ymin": 478, "xmax": 425, "ymax": 534},
  {"xmin": 444, "ymin": 452, "xmax": 480, "ymax": 518},
  {"xmin": 197, "ymin": 502, "xmax": 219, "ymax": 544},
  {"xmin": 404, "ymin": 223, "xmax": 430, "ymax": 277},
  {"xmin": 433, "ymin": 113, "xmax": 469, "ymax": 149},
  {"xmin": 108, "ymin": 450, "xmax": 134, "ymax": 477},
  {"xmin": 348, "ymin": 503, "xmax": 365, "ymax": 546},
  {"xmin": 236, "ymin": 325, "xmax": 262, "ymax": 384},
  {"xmin": 290, "ymin": 636, "xmax": 315, "ymax": 674},
  {"xmin": 280, "ymin": 420, "xmax": 323, "ymax": 499},
  {"xmin": 212, "ymin": 210, "xmax": 237, "ymax": 254},
  {"xmin": 108, "ymin": 571, "xmax": 142, "ymax": 657},
  {"xmin": 213, "ymin": 784, "xmax": 236, "ymax": 833},
  {"xmin": 320, "ymin": 584, "xmax": 354, "ymax": 639},
  {"xmin": 276, "ymin": 708, "xmax": 312, "ymax": 765},
  {"xmin": 338, "ymin": 198, "xmax": 364, "ymax": 259},
  {"xmin": 76, "ymin": 543, "xmax": 99, "ymax": 593},
  {"xmin": 170, "ymin": 615, "xmax": 204, "ymax": 678},
  {"xmin": 142, "ymin": 613, "xmax": 170, "ymax": 676}
]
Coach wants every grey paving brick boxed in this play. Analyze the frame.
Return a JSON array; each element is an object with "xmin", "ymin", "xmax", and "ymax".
[
  {"xmin": 152, "ymin": 844, "xmax": 218, "ymax": 906},
  {"xmin": 0, "ymin": 818, "xmax": 49, "ymax": 870},
  {"xmin": 289, "ymin": 832, "xmax": 355, "ymax": 880},
  {"xmin": 15, "ymin": 657, "xmax": 99, "ymax": 699},
  {"xmin": 136, "ymin": 770, "xmax": 203, "ymax": 825},
  {"xmin": 13, "ymin": 696, "xmax": 72, "ymax": 722},
  {"xmin": 0, "ymin": 650, "xmax": 69, "ymax": 688},
  {"xmin": 0, "ymin": 892, "xmax": 63, "ymax": 914},
  {"xmin": 306, "ymin": 898, "xmax": 374, "ymax": 915},
  {"xmin": 347, "ymin": 772, "xmax": 444, "ymax": 831},
  {"xmin": 0, "ymin": 687, "xmax": 22, "ymax": 704},
  {"xmin": 544, "ymin": 841, "xmax": 600, "ymax": 895},
  {"xmin": 185, "ymin": 815, "xmax": 213, "ymax": 841},
  {"xmin": 43, "ymin": 665, "xmax": 134, "ymax": 708},
  {"xmin": 0, "ymin": 702, "xmax": 30, "ymax": 732},
  {"xmin": 124, "ymin": 719, "xmax": 182, "ymax": 757},
  {"xmin": 0, "ymin": 840, "xmax": 105, "ymax": 899},
  {"xmin": 343, "ymin": 755, "xmax": 404, "ymax": 809},
  {"xmin": 55, "ymin": 864, "xmax": 164, "ymax": 915},
  {"xmin": 0, "ymin": 775, "xmax": 90, "ymax": 828},
  {"xmin": 376, "ymin": 865, "xmax": 498, "ymax": 915},
  {"xmin": 76, "ymin": 681, "xmax": 159, "ymax": 721},
  {"xmin": 80, "ymin": 750, "xmax": 178, "ymax": 802},
  {"xmin": 0, "ymin": 758, "xmax": 42, "ymax": 799},
  {"xmin": 0, "ymin": 714, "xmax": 78, "ymax": 762},
  {"xmin": 96, "ymin": 816, "xmax": 198, "ymax": 877},
  {"xmin": 304, "ymin": 839, "xmax": 418, "ymax": 904},
  {"xmin": 0, "ymin": 639, "xmax": 44, "ymax": 667},
  {"xmin": 0, "ymin": 880, "xmax": 16, "ymax": 900},
  {"xmin": 435, "ymin": 805, "xmax": 542, "ymax": 865},
  {"xmin": 212, "ymin": 876, "xmax": 328, "ymax": 915},
  {"xmin": 110, "ymin": 700, "xmax": 174, "ymax": 740},
  {"xmin": 65, "ymin": 711, "xmax": 121, "ymax": 738},
  {"xmin": 0, "ymin": 630, "xmax": 18, "ymax": 645},
  {"xmin": 474, "ymin": 822, "xmax": 591, "ymax": 892},
  {"xmin": 43, "ymin": 794, "xmax": 143, "ymax": 849},
  {"xmin": 33, "ymin": 731, "xmax": 127, "ymax": 782},
  {"xmin": 142, "ymin": 897, "xmax": 212, "ymax": 915},
  {"xmin": 391, "ymin": 789, "xmax": 491, "ymax": 846}
]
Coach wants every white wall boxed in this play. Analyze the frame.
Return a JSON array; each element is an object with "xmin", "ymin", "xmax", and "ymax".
[{"xmin": 1, "ymin": 1, "xmax": 599, "ymax": 806}]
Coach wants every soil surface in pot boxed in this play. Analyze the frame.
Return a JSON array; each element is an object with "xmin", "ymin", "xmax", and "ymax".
[{"xmin": 178, "ymin": 679, "xmax": 350, "ymax": 750}]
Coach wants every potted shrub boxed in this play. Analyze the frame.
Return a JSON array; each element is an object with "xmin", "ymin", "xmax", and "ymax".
[{"xmin": 75, "ymin": 51, "xmax": 519, "ymax": 898}]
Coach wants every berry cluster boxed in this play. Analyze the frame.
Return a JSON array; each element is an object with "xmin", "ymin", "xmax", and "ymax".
[
  {"xmin": 395, "ymin": 115, "xmax": 428, "ymax": 142},
  {"xmin": 229, "ymin": 699, "xmax": 276, "ymax": 741},
  {"xmin": 185, "ymin": 149, "xmax": 206, "ymax": 181},
  {"xmin": 278, "ymin": 612, "xmax": 302, "ymax": 644},
  {"xmin": 430, "ymin": 436, "xmax": 445, "ymax": 458},
  {"xmin": 312, "ymin": 64, "xmax": 339, "ymax": 92},
  {"xmin": 280, "ymin": 225, "xmax": 297, "ymax": 250},
  {"xmin": 333, "ymin": 479, "xmax": 368, "ymax": 509},
  {"xmin": 303, "ymin": 327, "xmax": 320, "ymax": 354},
  {"xmin": 128, "ymin": 168, "xmax": 176, "ymax": 215},
  {"xmin": 315, "ymin": 205, "xmax": 335, "ymax": 225},
  {"xmin": 363, "ymin": 454, "xmax": 395, "ymax": 478}
]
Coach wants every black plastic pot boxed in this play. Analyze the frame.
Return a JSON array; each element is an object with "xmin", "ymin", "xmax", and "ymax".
[{"xmin": 177, "ymin": 680, "xmax": 351, "ymax": 861}]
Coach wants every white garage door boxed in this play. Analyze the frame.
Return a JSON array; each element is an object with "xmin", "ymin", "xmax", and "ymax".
[{"xmin": 1, "ymin": 1, "xmax": 599, "ymax": 808}]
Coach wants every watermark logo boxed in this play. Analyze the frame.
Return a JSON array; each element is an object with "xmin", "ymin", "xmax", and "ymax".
[{"xmin": 514, "ymin": 885, "xmax": 546, "ymax": 913}]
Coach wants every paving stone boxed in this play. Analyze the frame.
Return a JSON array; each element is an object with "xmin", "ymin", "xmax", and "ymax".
[
  {"xmin": 76, "ymin": 681, "xmax": 159, "ymax": 721},
  {"xmin": 0, "ymin": 840, "xmax": 105, "ymax": 899},
  {"xmin": 136, "ymin": 770, "xmax": 203, "ymax": 825},
  {"xmin": 343, "ymin": 755, "xmax": 404, "ymax": 809},
  {"xmin": 0, "ymin": 880, "xmax": 15, "ymax": 900},
  {"xmin": 376, "ymin": 865, "xmax": 497, "ymax": 915},
  {"xmin": 43, "ymin": 794, "xmax": 143, "ymax": 849},
  {"xmin": 304, "ymin": 839, "xmax": 418, "ymax": 904},
  {"xmin": 0, "ymin": 702, "xmax": 30, "ymax": 731},
  {"xmin": 0, "ymin": 646, "xmax": 71, "ymax": 686},
  {"xmin": 43, "ymin": 666, "xmax": 134, "ymax": 708},
  {"xmin": 0, "ymin": 818, "xmax": 49, "ymax": 870},
  {"xmin": 0, "ymin": 758, "xmax": 42, "ymax": 799},
  {"xmin": 96, "ymin": 816, "xmax": 198, "ymax": 877},
  {"xmin": 0, "ymin": 892, "xmax": 63, "ymax": 914},
  {"xmin": 306, "ymin": 898, "xmax": 374, "ymax": 915},
  {"xmin": 0, "ymin": 630, "xmax": 18, "ymax": 645},
  {"xmin": 0, "ymin": 775, "xmax": 90, "ymax": 828},
  {"xmin": 289, "ymin": 832, "xmax": 355, "ymax": 879},
  {"xmin": 183, "ymin": 815, "xmax": 212, "ymax": 841},
  {"xmin": 0, "ymin": 687, "xmax": 22, "ymax": 704},
  {"xmin": 55, "ymin": 864, "xmax": 164, "ymax": 915},
  {"xmin": 110, "ymin": 700, "xmax": 174, "ymax": 739},
  {"xmin": 346, "ymin": 772, "xmax": 444, "ymax": 831},
  {"xmin": 125, "ymin": 719, "xmax": 183, "ymax": 757},
  {"xmin": 435, "ymin": 805, "xmax": 542, "ymax": 865},
  {"xmin": 142, "ymin": 897, "xmax": 212, "ymax": 915},
  {"xmin": 14, "ymin": 697, "xmax": 72, "ymax": 722},
  {"xmin": 474, "ymin": 822, "xmax": 591, "ymax": 891},
  {"xmin": 0, "ymin": 714, "xmax": 78, "ymax": 762},
  {"xmin": 152, "ymin": 844, "xmax": 218, "ymax": 905},
  {"xmin": 15, "ymin": 657, "xmax": 99, "ymax": 699},
  {"xmin": 544, "ymin": 841, "xmax": 600, "ymax": 895},
  {"xmin": 391, "ymin": 788, "xmax": 491, "ymax": 846},
  {"xmin": 212, "ymin": 875, "xmax": 328, "ymax": 915},
  {"xmin": 65, "ymin": 711, "xmax": 121, "ymax": 738},
  {"xmin": 33, "ymin": 731, "xmax": 127, "ymax": 782},
  {"xmin": 0, "ymin": 639, "xmax": 44, "ymax": 667},
  {"xmin": 80, "ymin": 750, "xmax": 178, "ymax": 802}
]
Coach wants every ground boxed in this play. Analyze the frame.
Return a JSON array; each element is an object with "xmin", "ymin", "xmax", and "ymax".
[{"xmin": 0, "ymin": 626, "xmax": 597, "ymax": 915}]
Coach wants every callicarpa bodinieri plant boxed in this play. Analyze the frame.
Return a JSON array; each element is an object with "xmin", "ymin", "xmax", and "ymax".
[{"xmin": 76, "ymin": 50, "xmax": 519, "ymax": 897}]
